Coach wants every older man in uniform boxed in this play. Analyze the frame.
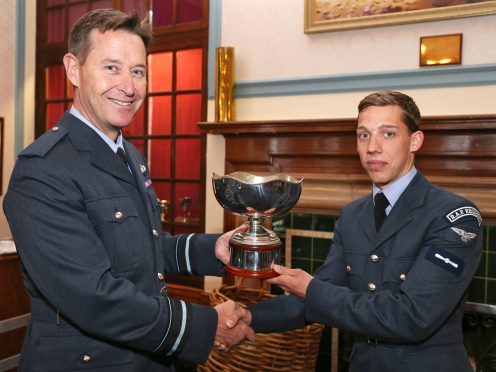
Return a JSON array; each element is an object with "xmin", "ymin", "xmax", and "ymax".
[
  {"xmin": 3, "ymin": 9, "xmax": 253, "ymax": 371},
  {"xmin": 230, "ymin": 90, "xmax": 482, "ymax": 371}
]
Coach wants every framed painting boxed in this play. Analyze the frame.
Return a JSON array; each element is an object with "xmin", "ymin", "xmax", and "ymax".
[{"xmin": 305, "ymin": 0, "xmax": 496, "ymax": 33}]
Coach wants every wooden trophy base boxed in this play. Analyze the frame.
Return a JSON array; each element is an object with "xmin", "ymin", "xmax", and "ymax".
[{"xmin": 226, "ymin": 264, "xmax": 279, "ymax": 279}]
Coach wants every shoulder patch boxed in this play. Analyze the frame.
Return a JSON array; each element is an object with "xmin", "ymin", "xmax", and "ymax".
[
  {"xmin": 425, "ymin": 246, "xmax": 465, "ymax": 277},
  {"xmin": 445, "ymin": 226, "xmax": 478, "ymax": 246},
  {"xmin": 446, "ymin": 206, "xmax": 482, "ymax": 227},
  {"xmin": 18, "ymin": 126, "xmax": 68, "ymax": 159}
]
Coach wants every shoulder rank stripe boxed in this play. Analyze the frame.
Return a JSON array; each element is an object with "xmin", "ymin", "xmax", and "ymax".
[{"xmin": 446, "ymin": 206, "xmax": 482, "ymax": 226}]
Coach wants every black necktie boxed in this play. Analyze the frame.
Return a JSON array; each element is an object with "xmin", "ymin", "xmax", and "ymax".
[
  {"xmin": 116, "ymin": 147, "xmax": 129, "ymax": 165},
  {"xmin": 374, "ymin": 192, "xmax": 389, "ymax": 231}
]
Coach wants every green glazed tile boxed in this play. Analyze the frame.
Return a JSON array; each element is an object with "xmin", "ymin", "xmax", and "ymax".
[
  {"xmin": 314, "ymin": 214, "xmax": 336, "ymax": 232},
  {"xmin": 486, "ymin": 225, "xmax": 496, "ymax": 252},
  {"xmin": 486, "ymin": 280, "xmax": 496, "ymax": 305},
  {"xmin": 292, "ymin": 236, "xmax": 312, "ymax": 258},
  {"xmin": 292, "ymin": 258, "xmax": 312, "ymax": 273},
  {"xmin": 474, "ymin": 251, "xmax": 487, "ymax": 278},
  {"xmin": 292, "ymin": 213, "xmax": 313, "ymax": 230},
  {"xmin": 314, "ymin": 238, "xmax": 332, "ymax": 261},
  {"xmin": 487, "ymin": 252, "xmax": 496, "ymax": 279},
  {"xmin": 466, "ymin": 278, "xmax": 486, "ymax": 303}
]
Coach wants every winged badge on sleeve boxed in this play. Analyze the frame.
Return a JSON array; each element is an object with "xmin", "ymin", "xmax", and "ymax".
[{"xmin": 450, "ymin": 227, "xmax": 477, "ymax": 243}]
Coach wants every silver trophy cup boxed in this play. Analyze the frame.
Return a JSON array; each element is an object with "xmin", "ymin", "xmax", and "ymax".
[{"xmin": 212, "ymin": 172, "xmax": 303, "ymax": 278}]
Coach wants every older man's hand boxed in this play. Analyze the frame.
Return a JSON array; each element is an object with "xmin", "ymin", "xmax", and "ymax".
[
  {"xmin": 214, "ymin": 223, "xmax": 249, "ymax": 265},
  {"xmin": 213, "ymin": 300, "xmax": 255, "ymax": 351}
]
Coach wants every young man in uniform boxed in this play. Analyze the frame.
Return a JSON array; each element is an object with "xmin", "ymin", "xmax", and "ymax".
[{"xmin": 230, "ymin": 90, "xmax": 482, "ymax": 371}]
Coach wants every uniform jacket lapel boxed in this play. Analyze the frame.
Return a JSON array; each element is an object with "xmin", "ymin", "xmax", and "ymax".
[
  {"xmin": 124, "ymin": 142, "xmax": 157, "ymax": 216},
  {"xmin": 359, "ymin": 173, "xmax": 430, "ymax": 252},
  {"xmin": 358, "ymin": 197, "xmax": 376, "ymax": 243},
  {"xmin": 59, "ymin": 112, "xmax": 136, "ymax": 186}
]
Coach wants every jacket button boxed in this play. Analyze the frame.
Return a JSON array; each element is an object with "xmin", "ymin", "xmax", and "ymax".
[
  {"xmin": 114, "ymin": 211, "xmax": 124, "ymax": 220},
  {"xmin": 370, "ymin": 254, "xmax": 379, "ymax": 262},
  {"xmin": 368, "ymin": 283, "xmax": 376, "ymax": 291},
  {"xmin": 152, "ymin": 229, "xmax": 159, "ymax": 238},
  {"xmin": 82, "ymin": 354, "xmax": 91, "ymax": 363},
  {"xmin": 400, "ymin": 274, "xmax": 406, "ymax": 281},
  {"xmin": 346, "ymin": 265, "xmax": 351, "ymax": 273},
  {"xmin": 157, "ymin": 272, "xmax": 164, "ymax": 281},
  {"xmin": 51, "ymin": 126, "xmax": 59, "ymax": 132}
]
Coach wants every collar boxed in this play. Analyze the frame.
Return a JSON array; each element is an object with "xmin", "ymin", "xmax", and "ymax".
[
  {"xmin": 69, "ymin": 106, "xmax": 124, "ymax": 153},
  {"xmin": 372, "ymin": 167, "xmax": 417, "ymax": 214}
]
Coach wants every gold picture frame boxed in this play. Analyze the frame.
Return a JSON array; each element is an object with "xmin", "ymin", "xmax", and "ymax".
[
  {"xmin": 305, "ymin": 0, "xmax": 496, "ymax": 33},
  {"xmin": 419, "ymin": 33, "xmax": 462, "ymax": 67}
]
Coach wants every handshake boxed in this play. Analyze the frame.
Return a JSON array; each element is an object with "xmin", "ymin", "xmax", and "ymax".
[{"xmin": 213, "ymin": 300, "xmax": 254, "ymax": 351}]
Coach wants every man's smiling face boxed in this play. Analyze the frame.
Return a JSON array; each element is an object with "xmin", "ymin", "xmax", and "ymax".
[{"xmin": 67, "ymin": 29, "xmax": 147, "ymax": 140}]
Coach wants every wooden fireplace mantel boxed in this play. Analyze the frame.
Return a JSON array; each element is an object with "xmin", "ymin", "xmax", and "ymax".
[{"xmin": 200, "ymin": 115, "xmax": 496, "ymax": 224}]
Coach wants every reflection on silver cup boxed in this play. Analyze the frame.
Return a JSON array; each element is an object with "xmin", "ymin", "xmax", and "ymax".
[{"xmin": 212, "ymin": 172, "xmax": 303, "ymax": 278}]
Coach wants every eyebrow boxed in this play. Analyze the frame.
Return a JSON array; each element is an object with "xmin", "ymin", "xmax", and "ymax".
[
  {"xmin": 101, "ymin": 58, "xmax": 121, "ymax": 65},
  {"xmin": 101, "ymin": 59, "xmax": 147, "ymax": 70},
  {"xmin": 357, "ymin": 123, "xmax": 399, "ymax": 131},
  {"xmin": 133, "ymin": 63, "xmax": 147, "ymax": 70}
]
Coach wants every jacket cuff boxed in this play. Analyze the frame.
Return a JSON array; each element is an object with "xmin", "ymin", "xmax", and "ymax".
[
  {"xmin": 176, "ymin": 234, "xmax": 224, "ymax": 276},
  {"xmin": 154, "ymin": 299, "xmax": 217, "ymax": 364}
]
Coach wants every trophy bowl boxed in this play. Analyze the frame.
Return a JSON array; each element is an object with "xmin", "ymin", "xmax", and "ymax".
[{"xmin": 212, "ymin": 172, "xmax": 303, "ymax": 278}]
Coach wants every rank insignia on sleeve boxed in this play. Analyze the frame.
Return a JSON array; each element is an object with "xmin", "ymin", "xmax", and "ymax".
[
  {"xmin": 446, "ymin": 206, "xmax": 482, "ymax": 226},
  {"xmin": 425, "ymin": 246, "xmax": 465, "ymax": 277}
]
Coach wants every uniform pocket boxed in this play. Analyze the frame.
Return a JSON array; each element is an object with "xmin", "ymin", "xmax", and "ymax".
[
  {"xmin": 86, "ymin": 196, "xmax": 143, "ymax": 273},
  {"xmin": 344, "ymin": 253, "xmax": 366, "ymax": 291},
  {"xmin": 34, "ymin": 333, "xmax": 134, "ymax": 371},
  {"xmin": 382, "ymin": 258, "xmax": 415, "ymax": 292}
]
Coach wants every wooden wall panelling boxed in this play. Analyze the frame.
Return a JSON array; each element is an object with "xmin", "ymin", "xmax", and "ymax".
[
  {"xmin": 0, "ymin": 255, "xmax": 30, "ymax": 363},
  {"xmin": 200, "ymin": 115, "xmax": 496, "ymax": 230}
]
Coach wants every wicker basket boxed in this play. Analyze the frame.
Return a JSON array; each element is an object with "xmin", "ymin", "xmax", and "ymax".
[{"xmin": 197, "ymin": 284, "xmax": 324, "ymax": 372}]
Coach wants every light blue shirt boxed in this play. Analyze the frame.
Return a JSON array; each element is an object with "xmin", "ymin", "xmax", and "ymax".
[
  {"xmin": 69, "ymin": 106, "xmax": 124, "ymax": 153},
  {"xmin": 372, "ymin": 167, "xmax": 417, "ymax": 215}
]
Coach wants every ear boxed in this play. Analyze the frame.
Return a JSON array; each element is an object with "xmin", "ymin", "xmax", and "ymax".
[
  {"xmin": 410, "ymin": 130, "xmax": 424, "ymax": 153},
  {"xmin": 63, "ymin": 53, "xmax": 80, "ymax": 88}
]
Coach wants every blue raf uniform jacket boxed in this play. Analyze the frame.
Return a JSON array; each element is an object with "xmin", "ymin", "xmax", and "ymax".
[
  {"xmin": 3, "ymin": 112, "xmax": 224, "ymax": 371},
  {"xmin": 249, "ymin": 172, "xmax": 482, "ymax": 372}
]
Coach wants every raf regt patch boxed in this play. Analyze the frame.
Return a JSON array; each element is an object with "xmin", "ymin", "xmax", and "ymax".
[{"xmin": 446, "ymin": 206, "xmax": 482, "ymax": 227}]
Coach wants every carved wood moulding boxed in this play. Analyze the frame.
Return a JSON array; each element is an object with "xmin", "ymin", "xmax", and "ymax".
[{"xmin": 200, "ymin": 115, "xmax": 496, "ymax": 224}]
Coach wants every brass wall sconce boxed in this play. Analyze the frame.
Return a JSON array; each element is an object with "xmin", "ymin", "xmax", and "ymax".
[
  {"xmin": 420, "ymin": 33, "xmax": 462, "ymax": 67},
  {"xmin": 215, "ymin": 47, "xmax": 236, "ymax": 121}
]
